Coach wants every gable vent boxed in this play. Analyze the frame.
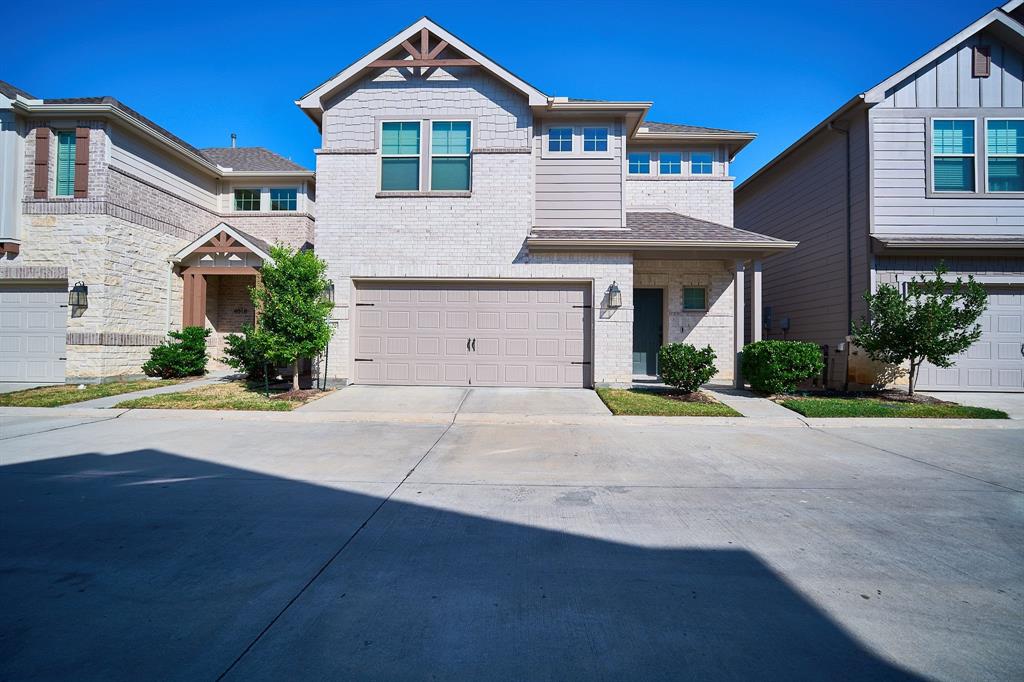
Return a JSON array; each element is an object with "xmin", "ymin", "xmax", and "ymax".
[{"xmin": 973, "ymin": 45, "xmax": 991, "ymax": 78}]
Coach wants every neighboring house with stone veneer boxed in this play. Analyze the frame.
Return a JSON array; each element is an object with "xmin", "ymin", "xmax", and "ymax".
[
  {"xmin": 0, "ymin": 81, "xmax": 314, "ymax": 383},
  {"xmin": 735, "ymin": 0, "xmax": 1024, "ymax": 392},
  {"xmin": 299, "ymin": 18, "xmax": 795, "ymax": 388}
]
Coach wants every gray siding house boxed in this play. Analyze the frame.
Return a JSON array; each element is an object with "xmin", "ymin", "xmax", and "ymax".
[
  {"xmin": 736, "ymin": 0, "xmax": 1024, "ymax": 392},
  {"xmin": 298, "ymin": 18, "xmax": 795, "ymax": 388}
]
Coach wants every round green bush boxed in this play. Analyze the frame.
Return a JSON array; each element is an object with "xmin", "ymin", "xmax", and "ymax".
[
  {"xmin": 741, "ymin": 340, "xmax": 824, "ymax": 394},
  {"xmin": 658, "ymin": 343, "xmax": 718, "ymax": 392},
  {"xmin": 142, "ymin": 326, "xmax": 210, "ymax": 379}
]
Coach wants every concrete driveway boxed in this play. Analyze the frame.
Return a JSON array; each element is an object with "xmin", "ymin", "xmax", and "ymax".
[
  {"xmin": 920, "ymin": 391, "xmax": 1024, "ymax": 419},
  {"xmin": 1, "ymin": 408, "xmax": 1021, "ymax": 680}
]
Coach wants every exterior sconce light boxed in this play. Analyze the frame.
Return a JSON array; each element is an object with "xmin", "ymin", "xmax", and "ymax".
[
  {"xmin": 607, "ymin": 281, "xmax": 622, "ymax": 309},
  {"xmin": 68, "ymin": 281, "xmax": 89, "ymax": 309},
  {"xmin": 323, "ymin": 280, "xmax": 335, "ymax": 305}
]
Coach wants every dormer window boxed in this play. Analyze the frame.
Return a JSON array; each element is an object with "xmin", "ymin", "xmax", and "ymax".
[
  {"xmin": 548, "ymin": 127, "xmax": 573, "ymax": 152},
  {"xmin": 583, "ymin": 127, "xmax": 608, "ymax": 152}
]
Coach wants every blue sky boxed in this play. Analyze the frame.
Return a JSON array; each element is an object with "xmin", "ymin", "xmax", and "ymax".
[{"xmin": 8, "ymin": 0, "xmax": 996, "ymax": 182}]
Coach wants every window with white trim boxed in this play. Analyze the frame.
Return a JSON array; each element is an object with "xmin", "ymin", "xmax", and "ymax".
[
  {"xmin": 583, "ymin": 127, "xmax": 608, "ymax": 152},
  {"xmin": 690, "ymin": 151, "xmax": 713, "ymax": 175},
  {"xmin": 659, "ymin": 152, "xmax": 682, "ymax": 175},
  {"xmin": 548, "ymin": 127, "xmax": 573, "ymax": 152},
  {"xmin": 628, "ymin": 151, "xmax": 650, "ymax": 174},
  {"xmin": 381, "ymin": 121, "xmax": 421, "ymax": 191},
  {"xmin": 932, "ymin": 119, "xmax": 975, "ymax": 192},
  {"xmin": 986, "ymin": 119, "xmax": 1024, "ymax": 192},
  {"xmin": 430, "ymin": 121, "xmax": 472, "ymax": 191}
]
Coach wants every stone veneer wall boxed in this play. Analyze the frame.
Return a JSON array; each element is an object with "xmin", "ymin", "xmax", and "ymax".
[
  {"xmin": 633, "ymin": 259, "xmax": 736, "ymax": 381},
  {"xmin": 625, "ymin": 177, "xmax": 735, "ymax": 226}
]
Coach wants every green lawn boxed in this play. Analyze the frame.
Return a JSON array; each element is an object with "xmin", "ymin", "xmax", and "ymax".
[
  {"xmin": 778, "ymin": 396, "xmax": 1008, "ymax": 419},
  {"xmin": 0, "ymin": 379, "xmax": 184, "ymax": 408},
  {"xmin": 115, "ymin": 381, "xmax": 327, "ymax": 411},
  {"xmin": 597, "ymin": 388, "xmax": 740, "ymax": 417}
]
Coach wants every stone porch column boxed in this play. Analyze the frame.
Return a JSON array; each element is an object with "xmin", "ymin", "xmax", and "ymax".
[{"xmin": 734, "ymin": 259, "xmax": 745, "ymax": 389}]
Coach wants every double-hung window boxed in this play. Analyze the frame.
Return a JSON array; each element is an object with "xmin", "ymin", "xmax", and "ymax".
[
  {"xmin": 431, "ymin": 121, "xmax": 472, "ymax": 191},
  {"xmin": 234, "ymin": 188, "xmax": 261, "ymax": 211},
  {"xmin": 583, "ymin": 127, "xmax": 608, "ymax": 152},
  {"xmin": 932, "ymin": 120, "xmax": 975, "ymax": 192},
  {"xmin": 548, "ymin": 127, "xmax": 573, "ymax": 152},
  {"xmin": 628, "ymin": 151, "xmax": 651, "ymax": 174},
  {"xmin": 986, "ymin": 119, "xmax": 1024, "ymax": 192},
  {"xmin": 690, "ymin": 151, "xmax": 713, "ymax": 175},
  {"xmin": 659, "ymin": 152, "xmax": 682, "ymax": 175},
  {"xmin": 270, "ymin": 188, "xmax": 297, "ymax": 211},
  {"xmin": 55, "ymin": 131, "xmax": 76, "ymax": 196},
  {"xmin": 381, "ymin": 121, "xmax": 421, "ymax": 191}
]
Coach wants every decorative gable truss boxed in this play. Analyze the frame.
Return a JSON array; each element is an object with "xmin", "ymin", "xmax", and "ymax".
[
  {"xmin": 368, "ymin": 27, "xmax": 480, "ymax": 71},
  {"xmin": 173, "ymin": 223, "xmax": 271, "ymax": 270}
]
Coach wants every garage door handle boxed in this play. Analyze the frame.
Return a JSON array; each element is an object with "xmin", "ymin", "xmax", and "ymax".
[
  {"xmin": 467, "ymin": 338, "xmax": 471, "ymax": 351},
  {"xmin": 471, "ymin": 338, "xmax": 476, "ymax": 352},
  {"xmin": 1020, "ymin": 342, "xmax": 1023, "ymax": 357}
]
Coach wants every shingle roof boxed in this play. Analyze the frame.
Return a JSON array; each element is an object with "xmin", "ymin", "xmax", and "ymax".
[
  {"xmin": 639, "ymin": 121, "xmax": 753, "ymax": 136},
  {"xmin": 0, "ymin": 80, "xmax": 36, "ymax": 100},
  {"xmin": 529, "ymin": 212, "xmax": 790, "ymax": 244},
  {"xmin": 201, "ymin": 147, "xmax": 310, "ymax": 173}
]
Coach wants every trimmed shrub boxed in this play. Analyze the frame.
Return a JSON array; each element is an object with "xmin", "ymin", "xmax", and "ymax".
[
  {"xmin": 658, "ymin": 343, "xmax": 718, "ymax": 393},
  {"xmin": 222, "ymin": 325, "xmax": 272, "ymax": 381},
  {"xmin": 741, "ymin": 340, "xmax": 824, "ymax": 394},
  {"xmin": 142, "ymin": 326, "xmax": 210, "ymax": 378}
]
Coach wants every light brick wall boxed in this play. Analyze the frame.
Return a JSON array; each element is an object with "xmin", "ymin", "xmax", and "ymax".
[
  {"xmin": 634, "ymin": 259, "xmax": 736, "ymax": 381},
  {"xmin": 625, "ymin": 178, "xmax": 735, "ymax": 226}
]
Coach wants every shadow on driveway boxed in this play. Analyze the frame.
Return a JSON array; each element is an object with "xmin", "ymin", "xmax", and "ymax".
[{"xmin": 0, "ymin": 450, "xmax": 921, "ymax": 680}]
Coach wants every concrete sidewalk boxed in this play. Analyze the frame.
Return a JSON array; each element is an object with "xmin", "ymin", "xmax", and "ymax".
[
  {"xmin": 60, "ymin": 372, "xmax": 238, "ymax": 409},
  {"xmin": 702, "ymin": 386, "xmax": 802, "ymax": 420}
]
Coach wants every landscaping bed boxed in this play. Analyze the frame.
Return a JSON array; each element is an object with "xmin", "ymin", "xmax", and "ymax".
[
  {"xmin": 0, "ymin": 379, "xmax": 186, "ymax": 408},
  {"xmin": 776, "ymin": 391, "xmax": 1007, "ymax": 419},
  {"xmin": 597, "ymin": 388, "xmax": 741, "ymax": 417},
  {"xmin": 115, "ymin": 381, "xmax": 330, "ymax": 411}
]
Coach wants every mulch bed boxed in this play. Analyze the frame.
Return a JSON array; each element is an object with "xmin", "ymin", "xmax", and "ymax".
[{"xmin": 269, "ymin": 388, "xmax": 329, "ymax": 402}]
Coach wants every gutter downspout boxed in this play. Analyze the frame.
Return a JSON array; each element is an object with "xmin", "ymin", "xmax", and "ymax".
[{"xmin": 828, "ymin": 119, "xmax": 853, "ymax": 391}]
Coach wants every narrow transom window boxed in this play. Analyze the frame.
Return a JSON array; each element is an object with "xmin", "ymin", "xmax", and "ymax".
[
  {"xmin": 583, "ymin": 127, "xmax": 608, "ymax": 152},
  {"xmin": 270, "ymin": 188, "xmax": 297, "ymax": 211},
  {"xmin": 55, "ymin": 131, "xmax": 76, "ymax": 197},
  {"xmin": 932, "ymin": 120, "xmax": 975, "ymax": 192},
  {"xmin": 683, "ymin": 287, "xmax": 707, "ymax": 311},
  {"xmin": 986, "ymin": 119, "xmax": 1024, "ymax": 192},
  {"xmin": 431, "ymin": 121, "xmax": 472, "ymax": 191},
  {"xmin": 659, "ymin": 152, "xmax": 682, "ymax": 175},
  {"xmin": 690, "ymin": 151, "xmax": 714, "ymax": 175},
  {"xmin": 381, "ymin": 121, "xmax": 421, "ymax": 191},
  {"xmin": 234, "ymin": 188, "xmax": 261, "ymax": 211},
  {"xmin": 548, "ymin": 127, "xmax": 573, "ymax": 152},
  {"xmin": 628, "ymin": 151, "xmax": 651, "ymax": 174}
]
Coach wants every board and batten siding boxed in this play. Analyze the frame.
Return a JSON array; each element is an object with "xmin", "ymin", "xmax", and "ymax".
[
  {"xmin": 108, "ymin": 126, "xmax": 219, "ymax": 211},
  {"xmin": 734, "ymin": 112, "xmax": 870, "ymax": 347},
  {"xmin": 871, "ymin": 34, "xmax": 1024, "ymax": 238},
  {"xmin": 533, "ymin": 120, "xmax": 624, "ymax": 229}
]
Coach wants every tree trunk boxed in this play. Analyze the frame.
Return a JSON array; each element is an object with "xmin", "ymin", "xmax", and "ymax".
[
  {"xmin": 907, "ymin": 359, "xmax": 917, "ymax": 396},
  {"xmin": 292, "ymin": 358, "xmax": 300, "ymax": 392}
]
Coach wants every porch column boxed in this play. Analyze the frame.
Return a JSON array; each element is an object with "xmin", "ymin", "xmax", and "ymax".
[
  {"xmin": 751, "ymin": 259, "xmax": 763, "ymax": 343},
  {"xmin": 734, "ymin": 259, "xmax": 745, "ymax": 389}
]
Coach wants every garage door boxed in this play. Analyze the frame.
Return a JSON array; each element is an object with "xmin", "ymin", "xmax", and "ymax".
[
  {"xmin": 352, "ymin": 281, "xmax": 591, "ymax": 387},
  {"xmin": 917, "ymin": 287, "xmax": 1023, "ymax": 392},
  {"xmin": 0, "ymin": 282, "xmax": 67, "ymax": 383}
]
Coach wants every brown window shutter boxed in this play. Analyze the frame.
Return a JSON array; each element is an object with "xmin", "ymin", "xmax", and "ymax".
[
  {"xmin": 973, "ymin": 45, "xmax": 991, "ymax": 78},
  {"xmin": 33, "ymin": 128, "xmax": 50, "ymax": 199},
  {"xmin": 74, "ymin": 127, "xmax": 90, "ymax": 198}
]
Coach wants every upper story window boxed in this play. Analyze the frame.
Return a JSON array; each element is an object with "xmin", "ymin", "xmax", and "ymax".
[
  {"xmin": 270, "ymin": 188, "xmax": 297, "ymax": 211},
  {"xmin": 659, "ymin": 152, "xmax": 682, "ymax": 175},
  {"xmin": 381, "ymin": 121, "xmax": 421, "ymax": 191},
  {"xmin": 986, "ymin": 119, "xmax": 1024, "ymax": 192},
  {"xmin": 548, "ymin": 127, "xmax": 573, "ymax": 153},
  {"xmin": 628, "ymin": 151, "xmax": 651, "ymax": 174},
  {"xmin": 690, "ymin": 151, "xmax": 714, "ymax": 175},
  {"xmin": 234, "ymin": 188, "xmax": 261, "ymax": 211},
  {"xmin": 55, "ymin": 131, "xmax": 76, "ymax": 197},
  {"xmin": 431, "ymin": 121, "xmax": 472, "ymax": 191},
  {"xmin": 583, "ymin": 127, "xmax": 608, "ymax": 152},
  {"xmin": 932, "ymin": 119, "xmax": 975, "ymax": 192}
]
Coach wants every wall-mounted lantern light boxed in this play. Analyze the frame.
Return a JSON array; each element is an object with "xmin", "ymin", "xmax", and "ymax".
[
  {"xmin": 323, "ymin": 280, "xmax": 335, "ymax": 305},
  {"xmin": 607, "ymin": 281, "xmax": 622, "ymax": 309},
  {"xmin": 68, "ymin": 281, "xmax": 89, "ymax": 309}
]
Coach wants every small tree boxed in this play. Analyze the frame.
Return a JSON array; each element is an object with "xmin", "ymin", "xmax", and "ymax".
[
  {"xmin": 658, "ymin": 343, "xmax": 718, "ymax": 393},
  {"xmin": 250, "ymin": 245, "xmax": 334, "ymax": 391},
  {"xmin": 852, "ymin": 265, "xmax": 987, "ymax": 395}
]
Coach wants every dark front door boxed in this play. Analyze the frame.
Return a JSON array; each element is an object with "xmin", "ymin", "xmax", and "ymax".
[{"xmin": 633, "ymin": 288, "xmax": 663, "ymax": 376}]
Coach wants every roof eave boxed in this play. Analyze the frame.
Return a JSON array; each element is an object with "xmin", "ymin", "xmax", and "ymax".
[
  {"xmin": 526, "ymin": 238, "xmax": 798, "ymax": 253},
  {"xmin": 220, "ymin": 170, "xmax": 316, "ymax": 179}
]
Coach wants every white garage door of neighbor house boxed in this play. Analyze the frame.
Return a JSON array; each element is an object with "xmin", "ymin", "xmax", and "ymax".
[
  {"xmin": 0, "ymin": 282, "xmax": 67, "ymax": 383},
  {"xmin": 352, "ymin": 281, "xmax": 592, "ymax": 387},
  {"xmin": 917, "ymin": 287, "xmax": 1023, "ymax": 392}
]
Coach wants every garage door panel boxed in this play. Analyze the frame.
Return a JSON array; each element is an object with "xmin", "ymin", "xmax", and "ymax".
[
  {"xmin": 0, "ymin": 282, "xmax": 67, "ymax": 384},
  {"xmin": 353, "ymin": 281, "xmax": 591, "ymax": 387}
]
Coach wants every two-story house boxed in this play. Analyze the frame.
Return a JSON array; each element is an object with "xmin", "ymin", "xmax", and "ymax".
[
  {"xmin": 299, "ymin": 18, "xmax": 795, "ymax": 388},
  {"xmin": 736, "ymin": 1, "xmax": 1024, "ymax": 392},
  {"xmin": 0, "ymin": 82, "xmax": 314, "ymax": 383}
]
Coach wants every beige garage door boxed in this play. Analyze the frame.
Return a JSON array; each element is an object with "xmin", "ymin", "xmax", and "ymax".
[
  {"xmin": 352, "ymin": 281, "xmax": 591, "ymax": 387},
  {"xmin": 0, "ymin": 281, "xmax": 67, "ymax": 383}
]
